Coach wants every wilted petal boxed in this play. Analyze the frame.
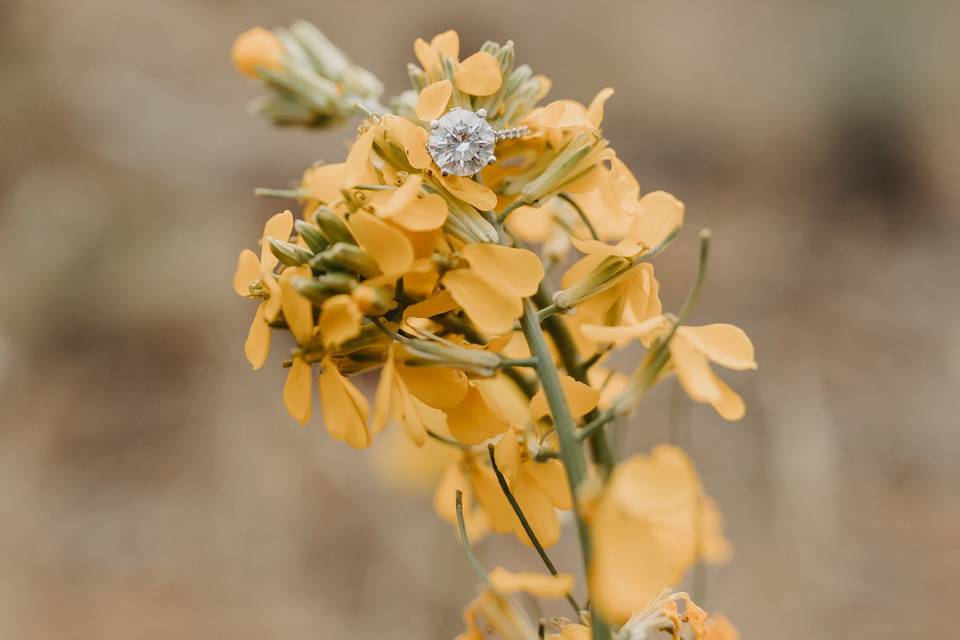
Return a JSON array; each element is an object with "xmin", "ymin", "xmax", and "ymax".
[
  {"xmin": 455, "ymin": 51, "xmax": 502, "ymax": 96},
  {"xmin": 283, "ymin": 356, "xmax": 313, "ymax": 424},
  {"xmin": 416, "ymin": 79, "xmax": 453, "ymax": 121},
  {"xmin": 233, "ymin": 249, "xmax": 261, "ymax": 296},
  {"xmin": 679, "ymin": 324, "xmax": 757, "ymax": 371}
]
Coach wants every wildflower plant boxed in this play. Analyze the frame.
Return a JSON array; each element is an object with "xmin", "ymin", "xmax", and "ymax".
[{"xmin": 231, "ymin": 23, "xmax": 756, "ymax": 640}]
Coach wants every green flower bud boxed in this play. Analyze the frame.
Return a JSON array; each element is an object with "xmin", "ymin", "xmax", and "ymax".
[
  {"xmin": 311, "ymin": 242, "xmax": 379, "ymax": 277},
  {"xmin": 294, "ymin": 219, "xmax": 329, "ymax": 253},
  {"xmin": 552, "ymin": 255, "xmax": 633, "ymax": 311},
  {"xmin": 268, "ymin": 238, "xmax": 313, "ymax": 267},
  {"xmin": 313, "ymin": 206, "xmax": 355, "ymax": 244},
  {"xmin": 403, "ymin": 340, "xmax": 502, "ymax": 377}
]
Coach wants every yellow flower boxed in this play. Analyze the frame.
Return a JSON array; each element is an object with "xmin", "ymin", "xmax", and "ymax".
[
  {"xmin": 231, "ymin": 27, "xmax": 284, "ymax": 78},
  {"xmin": 587, "ymin": 444, "xmax": 730, "ymax": 625},
  {"xmin": 414, "ymin": 30, "xmax": 460, "ymax": 81},
  {"xmin": 279, "ymin": 265, "xmax": 315, "ymax": 424},
  {"xmin": 441, "ymin": 243, "xmax": 544, "ymax": 336},
  {"xmin": 372, "ymin": 343, "xmax": 467, "ymax": 445},
  {"xmin": 455, "ymin": 51, "xmax": 503, "ymax": 96},
  {"xmin": 529, "ymin": 374, "xmax": 600, "ymax": 423},
  {"xmin": 483, "ymin": 428, "xmax": 573, "ymax": 548},
  {"xmin": 445, "ymin": 381, "xmax": 511, "ymax": 444},
  {"xmin": 581, "ymin": 319, "xmax": 757, "ymax": 421},
  {"xmin": 318, "ymin": 357, "xmax": 371, "ymax": 448},
  {"xmin": 232, "ymin": 210, "xmax": 294, "ymax": 369},
  {"xmin": 568, "ymin": 190, "xmax": 684, "ymax": 258}
]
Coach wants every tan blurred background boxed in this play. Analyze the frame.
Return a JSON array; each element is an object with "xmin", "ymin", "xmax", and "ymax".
[{"xmin": 1, "ymin": 1, "xmax": 958, "ymax": 638}]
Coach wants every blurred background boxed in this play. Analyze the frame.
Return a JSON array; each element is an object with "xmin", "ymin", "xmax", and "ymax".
[{"xmin": 1, "ymin": 1, "xmax": 958, "ymax": 638}]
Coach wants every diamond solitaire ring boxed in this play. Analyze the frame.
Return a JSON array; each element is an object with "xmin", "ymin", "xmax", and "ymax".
[{"xmin": 427, "ymin": 108, "xmax": 530, "ymax": 177}]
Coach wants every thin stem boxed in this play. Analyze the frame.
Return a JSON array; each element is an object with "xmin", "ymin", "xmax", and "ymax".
[
  {"xmin": 557, "ymin": 193, "xmax": 598, "ymax": 240},
  {"xmin": 537, "ymin": 304, "xmax": 561, "ymax": 323},
  {"xmin": 518, "ymin": 299, "xmax": 614, "ymax": 640},
  {"xmin": 578, "ymin": 409, "xmax": 616, "ymax": 442},
  {"xmin": 455, "ymin": 490, "xmax": 490, "ymax": 585},
  {"xmin": 371, "ymin": 316, "xmax": 410, "ymax": 343},
  {"xmin": 500, "ymin": 357, "xmax": 539, "ymax": 368},
  {"xmin": 487, "ymin": 445, "xmax": 583, "ymax": 615},
  {"xmin": 254, "ymin": 187, "xmax": 308, "ymax": 199},
  {"xmin": 496, "ymin": 199, "xmax": 527, "ymax": 224},
  {"xmin": 351, "ymin": 184, "xmax": 396, "ymax": 191}
]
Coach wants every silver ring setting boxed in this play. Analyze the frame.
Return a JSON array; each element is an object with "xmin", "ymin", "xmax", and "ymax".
[{"xmin": 427, "ymin": 108, "xmax": 530, "ymax": 177}]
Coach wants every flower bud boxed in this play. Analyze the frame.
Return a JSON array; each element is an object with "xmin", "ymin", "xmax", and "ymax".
[
  {"xmin": 521, "ymin": 133, "xmax": 596, "ymax": 205},
  {"xmin": 403, "ymin": 340, "xmax": 502, "ymax": 377},
  {"xmin": 268, "ymin": 237, "xmax": 313, "ymax": 267},
  {"xmin": 311, "ymin": 242, "xmax": 379, "ymax": 277},
  {"xmin": 232, "ymin": 27, "xmax": 284, "ymax": 78},
  {"xmin": 313, "ymin": 206, "xmax": 355, "ymax": 244},
  {"xmin": 553, "ymin": 255, "xmax": 633, "ymax": 311},
  {"xmin": 294, "ymin": 219, "xmax": 329, "ymax": 253},
  {"xmin": 292, "ymin": 272, "xmax": 358, "ymax": 304}
]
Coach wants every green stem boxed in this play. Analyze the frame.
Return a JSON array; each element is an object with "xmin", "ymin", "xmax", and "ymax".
[
  {"xmin": 455, "ymin": 490, "xmax": 490, "ymax": 585},
  {"xmin": 426, "ymin": 428, "xmax": 472, "ymax": 450},
  {"xmin": 534, "ymin": 287, "xmax": 617, "ymax": 476},
  {"xmin": 518, "ymin": 300, "xmax": 613, "ymax": 640},
  {"xmin": 557, "ymin": 193, "xmax": 599, "ymax": 240},
  {"xmin": 487, "ymin": 445, "xmax": 583, "ymax": 615}
]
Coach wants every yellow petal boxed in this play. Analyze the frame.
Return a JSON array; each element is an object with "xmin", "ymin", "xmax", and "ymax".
[
  {"xmin": 708, "ymin": 372, "xmax": 747, "ymax": 421},
  {"xmin": 382, "ymin": 115, "xmax": 432, "ymax": 170},
  {"xmin": 529, "ymin": 375, "xmax": 600, "ymax": 420},
  {"xmin": 455, "ymin": 51, "xmax": 502, "ymax": 96},
  {"xmin": 437, "ymin": 173, "xmax": 498, "ymax": 210},
  {"xmin": 586, "ymin": 88, "xmax": 615, "ymax": 129},
  {"xmin": 233, "ymin": 249, "xmax": 260, "ymax": 296},
  {"xmin": 609, "ymin": 157, "xmax": 640, "ymax": 210},
  {"xmin": 488, "ymin": 568, "xmax": 574, "ymax": 599},
  {"xmin": 279, "ymin": 266, "xmax": 314, "ymax": 344},
  {"xmin": 343, "ymin": 127, "xmax": 377, "ymax": 188},
  {"xmin": 347, "ymin": 210, "xmax": 414, "ymax": 276},
  {"xmin": 678, "ymin": 324, "xmax": 757, "ymax": 371},
  {"xmin": 670, "ymin": 334, "xmax": 723, "ymax": 404},
  {"xmin": 244, "ymin": 302, "xmax": 271, "ymax": 369},
  {"xmin": 397, "ymin": 383, "xmax": 429, "ymax": 446},
  {"xmin": 319, "ymin": 294, "xmax": 361, "ymax": 349},
  {"xmin": 608, "ymin": 445, "xmax": 700, "ymax": 519},
  {"xmin": 318, "ymin": 360, "xmax": 371, "ymax": 449},
  {"xmin": 416, "ymin": 79, "xmax": 453, "ymax": 121},
  {"xmin": 302, "ymin": 162, "xmax": 345, "ymax": 205},
  {"xmin": 626, "ymin": 263, "xmax": 662, "ymax": 322},
  {"xmin": 260, "ymin": 210, "xmax": 295, "ymax": 271},
  {"xmin": 376, "ymin": 176, "xmax": 448, "ymax": 231},
  {"xmin": 396, "ymin": 360, "xmax": 469, "ymax": 409},
  {"xmin": 569, "ymin": 235, "xmax": 645, "ymax": 257},
  {"xmin": 492, "ymin": 428, "xmax": 522, "ymax": 482},
  {"xmin": 628, "ymin": 191, "xmax": 684, "ymax": 248},
  {"xmin": 231, "ymin": 27, "xmax": 284, "ymax": 78},
  {"xmin": 524, "ymin": 459, "xmax": 572, "ymax": 510},
  {"xmin": 511, "ymin": 473, "xmax": 562, "ymax": 547},
  {"xmin": 469, "ymin": 463, "xmax": 517, "ymax": 532},
  {"xmin": 372, "ymin": 347, "xmax": 397, "ymax": 433},
  {"xmin": 283, "ymin": 356, "xmax": 312, "ymax": 424},
  {"xmin": 579, "ymin": 316, "xmax": 667, "ymax": 346},
  {"xmin": 402, "ymin": 289, "xmax": 457, "ymax": 322},
  {"xmin": 433, "ymin": 461, "xmax": 489, "ymax": 541},
  {"xmin": 261, "ymin": 273, "xmax": 283, "ymax": 321},
  {"xmin": 431, "ymin": 30, "xmax": 460, "ymax": 61},
  {"xmin": 459, "ymin": 244, "xmax": 544, "ymax": 297},
  {"xmin": 402, "ymin": 258, "xmax": 441, "ymax": 298},
  {"xmin": 442, "ymin": 268, "xmax": 521, "ymax": 336},
  {"xmin": 445, "ymin": 384, "xmax": 510, "ymax": 444}
]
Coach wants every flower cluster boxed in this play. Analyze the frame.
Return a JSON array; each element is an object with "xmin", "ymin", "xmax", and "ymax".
[{"xmin": 231, "ymin": 23, "xmax": 756, "ymax": 640}]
